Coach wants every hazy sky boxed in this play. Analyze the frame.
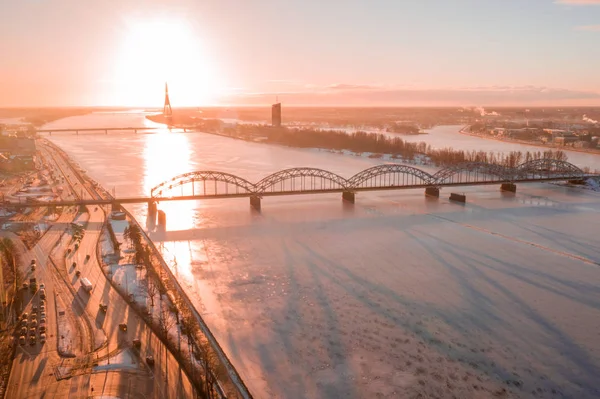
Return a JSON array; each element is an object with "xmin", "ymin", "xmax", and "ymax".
[{"xmin": 1, "ymin": 0, "xmax": 600, "ymax": 106}]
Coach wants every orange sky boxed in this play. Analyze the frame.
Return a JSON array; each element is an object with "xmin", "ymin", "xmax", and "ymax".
[{"xmin": 2, "ymin": 0, "xmax": 600, "ymax": 107}]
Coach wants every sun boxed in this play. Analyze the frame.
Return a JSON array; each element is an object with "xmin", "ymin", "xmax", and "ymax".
[{"xmin": 112, "ymin": 17, "xmax": 223, "ymax": 106}]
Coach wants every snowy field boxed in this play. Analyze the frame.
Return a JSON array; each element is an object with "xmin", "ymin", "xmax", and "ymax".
[{"xmin": 46, "ymin": 114, "xmax": 600, "ymax": 398}]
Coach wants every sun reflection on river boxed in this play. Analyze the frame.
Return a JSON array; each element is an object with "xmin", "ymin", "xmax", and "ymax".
[{"xmin": 143, "ymin": 131, "xmax": 197, "ymax": 232}]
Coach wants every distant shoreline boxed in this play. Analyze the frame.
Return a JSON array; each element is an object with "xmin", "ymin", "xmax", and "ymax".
[{"xmin": 458, "ymin": 126, "xmax": 600, "ymax": 156}]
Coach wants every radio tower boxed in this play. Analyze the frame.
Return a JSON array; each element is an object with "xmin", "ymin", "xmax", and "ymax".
[{"xmin": 163, "ymin": 82, "xmax": 172, "ymax": 117}]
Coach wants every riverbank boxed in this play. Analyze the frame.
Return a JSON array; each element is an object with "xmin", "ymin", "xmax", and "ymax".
[
  {"xmin": 146, "ymin": 114, "xmax": 570, "ymax": 169},
  {"xmin": 459, "ymin": 125, "xmax": 600, "ymax": 156}
]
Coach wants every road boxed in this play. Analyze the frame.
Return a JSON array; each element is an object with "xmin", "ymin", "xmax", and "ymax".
[{"xmin": 5, "ymin": 142, "xmax": 197, "ymax": 398}]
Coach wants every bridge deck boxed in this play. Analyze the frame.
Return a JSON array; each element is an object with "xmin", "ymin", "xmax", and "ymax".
[{"xmin": 3, "ymin": 175, "xmax": 596, "ymax": 208}]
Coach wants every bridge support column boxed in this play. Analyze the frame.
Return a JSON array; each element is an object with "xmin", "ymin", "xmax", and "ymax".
[
  {"xmin": 500, "ymin": 183, "xmax": 517, "ymax": 193},
  {"xmin": 250, "ymin": 196, "xmax": 261, "ymax": 211},
  {"xmin": 157, "ymin": 210, "xmax": 166, "ymax": 232},
  {"xmin": 342, "ymin": 191, "xmax": 355, "ymax": 203},
  {"xmin": 148, "ymin": 201, "xmax": 157, "ymax": 224},
  {"xmin": 105, "ymin": 129, "xmax": 108, "ymax": 135},
  {"xmin": 449, "ymin": 193, "xmax": 466, "ymax": 203},
  {"xmin": 425, "ymin": 187, "xmax": 440, "ymax": 197}
]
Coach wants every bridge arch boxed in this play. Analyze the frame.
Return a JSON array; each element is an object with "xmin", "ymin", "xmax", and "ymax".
[
  {"xmin": 150, "ymin": 171, "xmax": 257, "ymax": 198},
  {"xmin": 515, "ymin": 159, "xmax": 584, "ymax": 179},
  {"xmin": 255, "ymin": 168, "xmax": 349, "ymax": 194},
  {"xmin": 348, "ymin": 164, "xmax": 435, "ymax": 189},
  {"xmin": 433, "ymin": 162, "xmax": 512, "ymax": 185}
]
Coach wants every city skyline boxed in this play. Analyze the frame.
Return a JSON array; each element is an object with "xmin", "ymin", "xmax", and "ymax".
[{"xmin": 1, "ymin": 0, "xmax": 600, "ymax": 107}]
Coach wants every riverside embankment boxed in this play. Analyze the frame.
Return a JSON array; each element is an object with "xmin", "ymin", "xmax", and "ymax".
[
  {"xmin": 459, "ymin": 125, "xmax": 600, "ymax": 159},
  {"xmin": 44, "ymin": 140, "xmax": 249, "ymax": 398}
]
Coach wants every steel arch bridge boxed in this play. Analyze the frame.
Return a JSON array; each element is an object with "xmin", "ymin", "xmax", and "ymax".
[
  {"xmin": 148, "ymin": 159, "xmax": 595, "ymax": 201},
  {"xmin": 432, "ymin": 162, "xmax": 513, "ymax": 185},
  {"xmin": 255, "ymin": 168, "xmax": 349, "ymax": 194},
  {"xmin": 150, "ymin": 171, "xmax": 257, "ymax": 198},
  {"xmin": 348, "ymin": 164, "xmax": 436, "ymax": 190},
  {"xmin": 514, "ymin": 159, "xmax": 585, "ymax": 180}
]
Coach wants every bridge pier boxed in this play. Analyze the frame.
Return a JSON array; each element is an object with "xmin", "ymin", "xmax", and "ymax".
[
  {"xmin": 342, "ymin": 191, "xmax": 355, "ymax": 203},
  {"xmin": 157, "ymin": 210, "xmax": 166, "ymax": 232},
  {"xmin": 105, "ymin": 129, "xmax": 108, "ymax": 135},
  {"xmin": 449, "ymin": 193, "xmax": 466, "ymax": 203},
  {"xmin": 148, "ymin": 201, "xmax": 157, "ymax": 224},
  {"xmin": 250, "ymin": 196, "xmax": 261, "ymax": 211},
  {"xmin": 425, "ymin": 187, "xmax": 439, "ymax": 197},
  {"xmin": 500, "ymin": 183, "xmax": 517, "ymax": 193}
]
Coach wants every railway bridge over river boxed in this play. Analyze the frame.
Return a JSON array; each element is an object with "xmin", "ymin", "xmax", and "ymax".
[{"xmin": 4, "ymin": 159, "xmax": 597, "ymax": 213}]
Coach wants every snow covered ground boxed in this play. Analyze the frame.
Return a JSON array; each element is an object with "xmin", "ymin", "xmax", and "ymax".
[
  {"xmin": 55, "ymin": 295, "xmax": 77, "ymax": 357},
  {"xmin": 47, "ymin": 113, "xmax": 600, "ymax": 399},
  {"xmin": 95, "ymin": 348, "xmax": 142, "ymax": 372}
]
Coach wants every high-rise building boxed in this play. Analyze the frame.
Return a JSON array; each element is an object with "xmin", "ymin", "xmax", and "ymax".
[{"xmin": 272, "ymin": 102, "xmax": 282, "ymax": 127}]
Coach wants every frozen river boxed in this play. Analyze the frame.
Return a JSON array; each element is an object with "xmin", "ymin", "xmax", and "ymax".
[{"xmin": 45, "ymin": 113, "xmax": 600, "ymax": 398}]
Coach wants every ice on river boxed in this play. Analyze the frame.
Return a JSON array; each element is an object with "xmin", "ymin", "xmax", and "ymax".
[{"xmin": 155, "ymin": 184, "xmax": 600, "ymax": 399}]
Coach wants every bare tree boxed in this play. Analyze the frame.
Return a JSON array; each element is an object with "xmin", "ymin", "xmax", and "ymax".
[
  {"xmin": 147, "ymin": 277, "xmax": 159, "ymax": 307},
  {"xmin": 158, "ymin": 297, "xmax": 178, "ymax": 339}
]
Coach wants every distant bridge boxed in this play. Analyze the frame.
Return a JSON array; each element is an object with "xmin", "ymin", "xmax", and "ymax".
[
  {"xmin": 3, "ymin": 159, "xmax": 596, "ymax": 211},
  {"xmin": 35, "ymin": 126, "xmax": 193, "ymax": 135}
]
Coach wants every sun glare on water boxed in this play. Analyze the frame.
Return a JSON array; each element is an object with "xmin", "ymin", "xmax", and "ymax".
[{"xmin": 113, "ymin": 17, "xmax": 222, "ymax": 106}]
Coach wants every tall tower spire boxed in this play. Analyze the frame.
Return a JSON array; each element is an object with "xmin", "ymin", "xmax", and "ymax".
[{"xmin": 163, "ymin": 82, "xmax": 172, "ymax": 117}]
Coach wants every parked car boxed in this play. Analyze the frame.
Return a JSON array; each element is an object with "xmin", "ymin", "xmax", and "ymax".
[
  {"xmin": 29, "ymin": 327, "xmax": 36, "ymax": 336},
  {"xmin": 99, "ymin": 304, "xmax": 107, "ymax": 312},
  {"xmin": 119, "ymin": 323, "xmax": 127, "ymax": 332},
  {"xmin": 39, "ymin": 325, "xmax": 46, "ymax": 333},
  {"xmin": 21, "ymin": 312, "xmax": 28, "ymax": 320},
  {"xmin": 40, "ymin": 289, "xmax": 46, "ymax": 300},
  {"xmin": 19, "ymin": 336, "xmax": 26, "ymax": 346},
  {"xmin": 22, "ymin": 282, "xmax": 29, "ymax": 290},
  {"xmin": 40, "ymin": 334, "xmax": 46, "ymax": 344},
  {"xmin": 20, "ymin": 326, "xmax": 27, "ymax": 336},
  {"xmin": 145, "ymin": 356, "xmax": 155, "ymax": 366},
  {"xmin": 29, "ymin": 336, "xmax": 36, "ymax": 345},
  {"xmin": 39, "ymin": 283, "xmax": 45, "ymax": 290}
]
